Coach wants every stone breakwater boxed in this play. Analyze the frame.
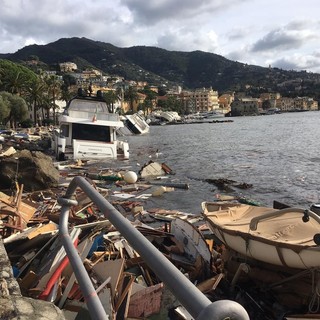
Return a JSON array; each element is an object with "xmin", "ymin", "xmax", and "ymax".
[{"xmin": 0, "ymin": 240, "xmax": 65, "ymax": 320}]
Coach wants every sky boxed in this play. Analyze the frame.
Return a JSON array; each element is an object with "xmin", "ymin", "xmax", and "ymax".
[{"xmin": 1, "ymin": 0, "xmax": 320, "ymax": 73}]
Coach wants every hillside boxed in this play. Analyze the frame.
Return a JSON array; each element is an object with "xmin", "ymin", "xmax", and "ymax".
[{"xmin": 3, "ymin": 37, "xmax": 320, "ymax": 96}]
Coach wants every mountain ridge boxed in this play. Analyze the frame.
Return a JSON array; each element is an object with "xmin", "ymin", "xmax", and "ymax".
[{"xmin": 2, "ymin": 37, "xmax": 320, "ymax": 96}]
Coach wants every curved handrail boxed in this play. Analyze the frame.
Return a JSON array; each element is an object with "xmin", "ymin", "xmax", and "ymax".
[
  {"xmin": 249, "ymin": 208, "xmax": 320, "ymax": 231},
  {"xmin": 59, "ymin": 176, "xmax": 249, "ymax": 320}
]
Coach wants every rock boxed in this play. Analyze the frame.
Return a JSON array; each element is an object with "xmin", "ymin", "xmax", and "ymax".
[{"xmin": 0, "ymin": 150, "xmax": 59, "ymax": 191}]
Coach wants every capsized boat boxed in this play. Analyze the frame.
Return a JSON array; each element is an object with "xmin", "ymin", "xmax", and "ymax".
[
  {"xmin": 202, "ymin": 201, "xmax": 320, "ymax": 269},
  {"xmin": 52, "ymin": 89, "xmax": 129, "ymax": 161},
  {"xmin": 123, "ymin": 111, "xmax": 150, "ymax": 134}
]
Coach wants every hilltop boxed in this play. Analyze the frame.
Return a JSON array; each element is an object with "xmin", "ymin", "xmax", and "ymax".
[{"xmin": 2, "ymin": 37, "xmax": 320, "ymax": 98}]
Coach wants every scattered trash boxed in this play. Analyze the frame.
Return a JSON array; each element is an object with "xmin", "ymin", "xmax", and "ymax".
[
  {"xmin": 122, "ymin": 171, "xmax": 138, "ymax": 184},
  {"xmin": 0, "ymin": 137, "xmax": 317, "ymax": 319},
  {"xmin": 139, "ymin": 160, "xmax": 174, "ymax": 179}
]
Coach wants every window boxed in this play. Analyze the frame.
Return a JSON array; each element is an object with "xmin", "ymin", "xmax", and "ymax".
[
  {"xmin": 61, "ymin": 124, "xmax": 69, "ymax": 137},
  {"xmin": 72, "ymin": 123, "xmax": 111, "ymax": 142}
]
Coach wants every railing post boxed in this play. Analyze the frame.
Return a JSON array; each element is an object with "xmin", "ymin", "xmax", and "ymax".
[{"xmin": 59, "ymin": 198, "xmax": 108, "ymax": 320}]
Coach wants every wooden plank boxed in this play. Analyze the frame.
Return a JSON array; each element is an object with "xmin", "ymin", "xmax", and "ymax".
[
  {"xmin": 92, "ymin": 258, "xmax": 125, "ymax": 298},
  {"xmin": 27, "ymin": 223, "xmax": 58, "ymax": 240},
  {"xmin": 116, "ymin": 273, "xmax": 134, "ymax": 320},
  {"xmin": 18, "ymin": 200, "xmax": 37, "ymax": 223},
  {"xmin": 115, "ymin": 273, "xmax": 135, "ymax": 311},
  {"xmin": 196, "ymin": 273, "xmax": 224, "ymax": 293},
  {"xmin": 18, "ymin": 271, "xmax": 39, "ymax": 292}
]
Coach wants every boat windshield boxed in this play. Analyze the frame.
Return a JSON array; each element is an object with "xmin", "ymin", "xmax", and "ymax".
[
  {"xmin": 68, "ymin": 100, "xmax": 109, "ymax": 113},
  {"xmin": 72, "ymin": 123, "xmax": 111, "ymax": 142}
]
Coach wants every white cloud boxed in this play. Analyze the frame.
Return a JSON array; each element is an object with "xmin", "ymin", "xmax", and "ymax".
[
  {"xmin": 157, "ymin": 28, "xmax": 219, "ymax": 53},
  {"xmin": 0, "ymin": 0, "xmax": 320, "ymax": 73},
  {"xmin": 267, "ymin": 51, "xmax": 320, "ymax": 73},
  {"xmin": 251, "ymin": 22, "xmax": 318, "ymax": 52}
]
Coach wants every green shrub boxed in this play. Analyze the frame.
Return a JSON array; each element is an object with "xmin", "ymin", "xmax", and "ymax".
[
  {"xmin": 42, "ymin": 118, "xmax": 54, "ymax": 126},
  {"xmin": 20, "ymin": 118, "xmax": 34, "ymax": 128}
]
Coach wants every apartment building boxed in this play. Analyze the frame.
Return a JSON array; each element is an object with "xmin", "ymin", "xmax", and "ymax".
[
  {"xmin": 59, "ymin": 62, "xmax": 77, "ymax": 72},
  {"xmin": 218, "ymin": 93, "xmax": 234, "ymax": 113},
  {"xmin": 81, "ymin": 69, "xmax": 102, "ymax": 79},
  {"xmin": 294, "ymin": 97, "xmax": 318, "ymax": 111},
  {"xmin": 276, "ymin": 97, "xmax": 294, "ymax": 112},
  {"xmin": 260, "ymin": 92, "xmax": 281, "ymax": 101},
  {"xmin": 231, "ymin": 97, "xmax": 260, "ymax": 116},
  {"xmin": 190, "ymin": 87, "xmax": 219, "ymax": 112}
]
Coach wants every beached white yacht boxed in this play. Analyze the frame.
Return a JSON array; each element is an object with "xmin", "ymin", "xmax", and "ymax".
[{"xmin": 52, "ymin": 89, "xmax": 129, "ymax": 161}]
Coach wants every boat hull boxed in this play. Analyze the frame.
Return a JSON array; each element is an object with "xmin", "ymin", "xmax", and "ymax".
[
  {"xmin": 125, "ymin": 113, "xmax": 150, "ymax": 134},
  {"xmin": 202, "ymin": 202, "xmax": 320, "ymax": 269},
  {"xmin": 52, "ymin": 90, "xmax": 130, "ymax": 161}
]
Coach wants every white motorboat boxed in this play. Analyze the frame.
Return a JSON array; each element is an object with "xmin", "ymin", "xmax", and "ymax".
[
  {"xmin": 198, "ymin": 110, "xmax": 225, "ymax": 121},
  {"xmin": 202, "ymin": 201, "xmax": 320, "ymax": 269},
  {"xmin": 52, "ymin": 89, "xmax": 129, "ymax": 161},
  {"xmin": 159, "ymin": 111, "xmax": 181, "ymax": 122},
  {"xmin": 123, "ymin": 111, "xmax": 150, "ymax": 134}
]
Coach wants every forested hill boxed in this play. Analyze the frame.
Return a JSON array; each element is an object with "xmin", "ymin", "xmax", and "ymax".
[{"xmin": 2, "ymin": 37, "xmax": 320, "ymax": 95}]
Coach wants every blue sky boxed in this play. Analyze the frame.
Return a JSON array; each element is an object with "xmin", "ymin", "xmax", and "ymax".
[{"xmin": 1, "ymin": 0, "xmax": 320, "ymax": 72}]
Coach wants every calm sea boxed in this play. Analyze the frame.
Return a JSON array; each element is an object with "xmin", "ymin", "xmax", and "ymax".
[{"xmin": 111, "ymin": 111, "xmax": 320, "ymax": 214}]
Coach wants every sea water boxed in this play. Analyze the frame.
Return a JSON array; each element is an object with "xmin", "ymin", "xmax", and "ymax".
[{"xmin": 113, "ymin": 111, "xmax": 320, "ymax": 214}]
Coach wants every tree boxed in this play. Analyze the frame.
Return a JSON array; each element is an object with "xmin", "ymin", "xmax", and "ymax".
[
  {"xmin": 103, "ymin": 90, "xmax": 119, "ymax": 113},
  {"xmin": 157, "ymin": 99, "xmax": 168, "ymax": 110},
  {"xmin": 166, "ymin": 96, "xmax": 183, "ymax": 114},
  {"xmin": 61, "ymin": 74, "xmax": 77, "ymax": 104},
  {"xmin": 158, "ymin": 86, "xmax": 167, "ymax": 96},
  {"xmin": 0, "ymin": 59, "xmax": 37, "ymax": 95},
  {"xmin": 44, "ymin": 74, "xmax": 62, "ymax": 124},
  {"xmin": 124, "ymin": 86, "xmax": 138, "ymax": 113},
  {"xmin": 140, "ymin": 86, "xmax": 158, "ymax": 114},
  {"xmin": 0, "ymin": 95, "xmax": 10, "ymax": 126},
  {"xmin": 0, "ymin": 92, "xmax": 28, "ymax": 128},
  {"xmin": 139, "ymin": 99, "xmax": 152, "ymax": 115},
  {"xmin": 262, "ymin": 99, "xmax": 271, "ymax": 110},
  {"xmin": 25, "ymin": 78, "xmax": 46, "ymax": 126}
]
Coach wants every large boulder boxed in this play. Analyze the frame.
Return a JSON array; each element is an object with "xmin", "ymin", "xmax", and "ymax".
[{"xmin": 0, "ymin": 150, "xmax": 59, "ymax": 191}]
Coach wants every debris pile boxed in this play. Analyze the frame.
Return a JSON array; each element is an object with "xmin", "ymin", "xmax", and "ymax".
[
  {"xmin": 0, "ymin": 158, "xmax": 226, "ymax": 319},
  {"xmin": 0, "ymin": 148, "xmax": 319, "ymax": 319}
]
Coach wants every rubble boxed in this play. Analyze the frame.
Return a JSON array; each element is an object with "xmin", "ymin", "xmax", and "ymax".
[
  {"xmin": 0, "ymin": 143, "xmax": 318, "ymax": 319},
  {"xmin": 0, "ymin": 157, "xmax": 219, "ymax": 319}
]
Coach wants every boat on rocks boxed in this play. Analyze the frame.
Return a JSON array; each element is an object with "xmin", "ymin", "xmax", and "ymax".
[
  {"xmin": 52, "ymin": 89, "xmax": 129, "ymax": 161},
  {"xmin": 201, "ymin": 201, "xmax": 320, "ymax": 269}
]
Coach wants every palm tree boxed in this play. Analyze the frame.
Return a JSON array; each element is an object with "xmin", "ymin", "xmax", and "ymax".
[
  {"xmin": 44, "ymin": 74, "xmax": 62, "ymax": 124},
  {"xmin": 3, "ymin": 70, "xmax": 24, "ymax": 95},
  {"xmin": 103, "ymin": 90, "xmax": 119, "ymax": 113},
  {"xmin": 142, "ymin": 87, "xmax": 158, "ymax": 115},
  {"xmin": 26, "ymin": 78, "xmax": 46, "ymax": 126},
  {"xmin": 0, "ymin": 60, "xmax": 37, "ymax": 96},
  {"xmin": 124, "ymin": 86, "xmax": 138, "ymax": 113}
]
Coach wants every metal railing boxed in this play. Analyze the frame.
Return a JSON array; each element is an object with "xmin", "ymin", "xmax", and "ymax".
[{"xmin": 58, "ymin": 176, "xmax": 249, "ymax": 320}]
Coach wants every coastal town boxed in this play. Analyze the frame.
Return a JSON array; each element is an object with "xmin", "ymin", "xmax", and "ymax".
[
  {"xmin": 1, "ymin": 55, "xmax": 320, "ymax": 320},
  {"xmin": 1, "ymin": 57, "xmax": 318, "ymax": 134},
  {"xmin": 54, "ymin": 61, "xmax": 320, "ymax": 119}
]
